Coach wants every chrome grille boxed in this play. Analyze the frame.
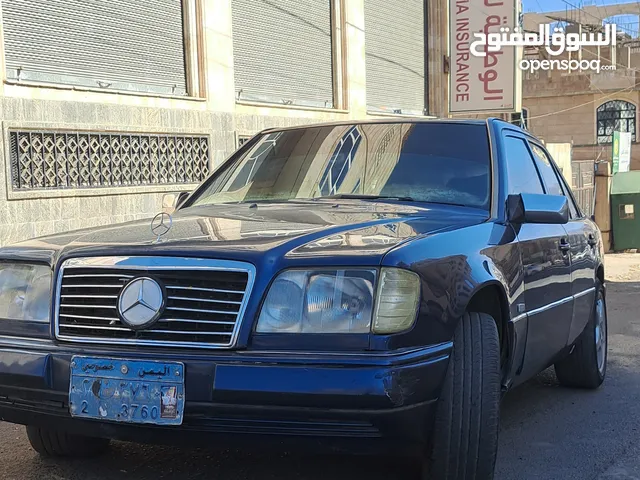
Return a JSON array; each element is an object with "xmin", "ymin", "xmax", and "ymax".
[{"xmin": 54, "ymin": 257, "xmax": 255, "ymax": 349}]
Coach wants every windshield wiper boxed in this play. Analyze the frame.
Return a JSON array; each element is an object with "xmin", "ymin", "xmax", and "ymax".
[{"xmin": 317, "ymin": 194, "xmax": 415, "ymax": 201}]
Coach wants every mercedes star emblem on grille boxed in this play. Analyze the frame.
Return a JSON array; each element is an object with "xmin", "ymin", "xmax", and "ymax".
[
  {"xmin": 151, "ymin": 212, "xmax": 172, "ymax": 242},
  {"xmin": 117, "ymin": 277, "xmax": 165, "ymax": 330}
]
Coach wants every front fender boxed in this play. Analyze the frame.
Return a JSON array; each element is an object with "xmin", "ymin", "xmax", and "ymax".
[{"xmin": 376, "ymin": 222, "xmax": 523, "ymax": 352}]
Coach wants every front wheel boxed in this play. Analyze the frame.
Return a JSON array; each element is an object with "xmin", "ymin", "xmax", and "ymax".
[
  {"xmin": 425, "ymin": 311, "xmax": 501, "ymax": 480},
  {"xmin": 26, "ymin": 426, "xmax": 110, "ymax": 457},
  {"xmin": 554, "ymin": 280, "xmax": 607, "ymax": 389}
]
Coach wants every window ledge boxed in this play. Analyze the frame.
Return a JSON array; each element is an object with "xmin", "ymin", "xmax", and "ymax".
[
  {"xmin": 7, "ymin": 183, "xmax": 200, "ymax": 201},
  {"xmin": 4, "ymin": 79, "xmax": 206, "ymax": 102},
  {"xmin": 576, "ymin": 142, "xmax": 639, "ymax": 147},
  {"xmin": 367, "ymin": 110, "xmax": 436, "ymax": 119},
  {"xmin": 236, "ymin": 100, "xmax": 349, "ymax": 114}
]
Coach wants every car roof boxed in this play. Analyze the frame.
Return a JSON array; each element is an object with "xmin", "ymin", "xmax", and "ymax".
[{"xmin": 260, "ymin": 117, "xmax": 490, "ymax": 134}]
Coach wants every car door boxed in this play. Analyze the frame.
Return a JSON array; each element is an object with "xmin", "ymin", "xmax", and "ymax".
[
  {"xmin": 503, "ymin": 135, "xmax": 573, "ymax": 380},
  {"xmin": 529, "ymin": 142, "xmax": 597, "ymax": 345}
]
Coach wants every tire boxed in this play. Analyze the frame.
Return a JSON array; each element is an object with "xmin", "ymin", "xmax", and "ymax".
[
  {"xmin": 426, "ymin": 312, "xmax": 501, "ymax": 480},
  {"xmin": 554, "ymin": 280, "xmax": 607, "ymax": 389},
  {"xmin": 26, "ymin": 426, "xmax": 110, "ymax": 458}
]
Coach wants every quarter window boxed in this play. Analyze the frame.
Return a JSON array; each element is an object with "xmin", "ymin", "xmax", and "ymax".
[
  {"xmin": 529, "ymin": 143, "xmax": 563, "ymax": 196},
  {"xmin": 597, "ymin": 100, "xmax": 636, "ymax": 144},
  {"xmin": 529, "ymin": 142, "xmax": 581, "ymax": 218},
  {"xmin": 503, "ymin": 136, "xmax": 544, "ymax": 194}
]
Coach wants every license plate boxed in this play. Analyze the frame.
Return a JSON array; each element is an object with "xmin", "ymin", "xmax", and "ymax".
[{"xmin": 69, "ymin": 356, "xmax": 185, "ymax": 426}]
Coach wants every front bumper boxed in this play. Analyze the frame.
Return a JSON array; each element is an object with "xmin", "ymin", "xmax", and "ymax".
[{"xmin": 0, "ymin": 336, "xmax": 451, "ymax": 454}]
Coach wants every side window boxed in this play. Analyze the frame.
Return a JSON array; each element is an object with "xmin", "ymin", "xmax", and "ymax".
[
  {"xmin": 503, "ymin": 136, "xmax": 544, "ymax": 194},
  {"xmin": 528, "ymin": 143, "xmax": 563, "ymax": 196},
  {"xmin": 529, "ymin": 142, "xmax": 581, "ymax": 218}
]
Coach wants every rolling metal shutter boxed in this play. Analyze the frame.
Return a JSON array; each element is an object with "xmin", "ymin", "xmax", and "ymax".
[
  {"xmin": 231, "ymin": 0, "xmax": 334, "ymax": 108},
  {"xmin": 365, "ymin": 0, "xmax": 426, "ymax": 115},
  {"xmin": 2, "ymin": 0, "xmax": 187, "ymax": 96}
]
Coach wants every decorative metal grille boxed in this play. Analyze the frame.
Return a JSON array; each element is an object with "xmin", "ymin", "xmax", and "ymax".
[
  {"xmin": 597, "ymin": 100, "xmax": 636, "ymax": 144},
  {"xmin": 9, "ymin": 130, "xmax": 210, "ymax": 190}
]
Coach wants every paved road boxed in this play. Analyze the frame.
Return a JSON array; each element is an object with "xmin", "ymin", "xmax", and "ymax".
[{"xmin": 2, "ymin": 254, "xmax": 640, "ymax": 479}]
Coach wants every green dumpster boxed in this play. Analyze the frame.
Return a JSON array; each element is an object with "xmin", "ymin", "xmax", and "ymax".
[{"xmin": 611, "ymin": 171, "xmax": 640, "ymax": 250}]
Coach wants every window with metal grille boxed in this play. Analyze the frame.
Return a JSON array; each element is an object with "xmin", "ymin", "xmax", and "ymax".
[
  {"xmin": 510, "ymin": 108, "xmax": 529, "ymax": 130},
  {"xmin": 2, "ymin": 0, "xmax": 188, "ymax": 96},
  {"xmin": 597, "ymin": 100, "xmax": 636, "ymax": 144},
  {"xmin": 237, "ymin": 135, "xmax": 252, "ymax": 149},
  {"xmin": 9, "ymin": 131, "xmax": 210, "ymax": 191}
]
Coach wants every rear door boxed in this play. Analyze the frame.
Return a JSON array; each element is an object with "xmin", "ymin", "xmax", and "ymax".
[
  {"xmin": 529, "ymin": 142, "xmax": 597, "ymax": 345},
  {"xmin": 503, "ymin": 135, "xmax": 573, "ymax": 380}
]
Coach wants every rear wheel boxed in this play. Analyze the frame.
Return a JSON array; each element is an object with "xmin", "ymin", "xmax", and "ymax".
[
  {"xmin": 554, "ymin": 280, "xmax": 607, "ymax": 389},
  {"xmin": 26, "ymin": 426, "xmax": 110, "ymax": 457},
  {"xmin": 425, "ymin": 311, "xmax": 501, "ymax": 480}
]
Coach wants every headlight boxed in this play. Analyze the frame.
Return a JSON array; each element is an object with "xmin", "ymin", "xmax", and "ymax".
[
  {"xmin": 0, "ymin": 263, "xmax": 52, "ymax": 322},
  {"xmin": 256, "ymin": 267, "xmax": 420, "ymax": 334},
  {"xmin": 257, "ymin": 269, "xmax": 376, "ymax": 333}
]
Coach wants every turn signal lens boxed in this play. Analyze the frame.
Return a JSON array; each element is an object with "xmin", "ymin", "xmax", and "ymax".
[{"xmin": 372, "ymin": 268, "xmax": 420, "ymax": 334}]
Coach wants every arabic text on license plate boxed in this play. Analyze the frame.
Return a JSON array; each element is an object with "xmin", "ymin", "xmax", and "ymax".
[{"xmin": 69, "ymin": 356, "xmax": 185, "ymax": 426}]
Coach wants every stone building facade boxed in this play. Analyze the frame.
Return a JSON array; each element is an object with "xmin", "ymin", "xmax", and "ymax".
[
  {"xmin": 522, "ymin": 6, "xmax": 640, "ymax": 171},
  {"xmin": 0, "ymin": 0, "xmax": 448, "ymax": 247},
  {"xmin": 523, "ymin": 52, "xmax": 640, "ymax": 168}
]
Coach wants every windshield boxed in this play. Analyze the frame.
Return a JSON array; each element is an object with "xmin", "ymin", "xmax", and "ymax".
[{"xmin": 190, "ymin": 122, "xmax": 491, "ymax": 209}]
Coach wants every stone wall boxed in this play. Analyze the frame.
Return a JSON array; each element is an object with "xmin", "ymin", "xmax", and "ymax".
[{"xmin": 0, "ymin": 93, "xmax": 234, "ymax": 247}]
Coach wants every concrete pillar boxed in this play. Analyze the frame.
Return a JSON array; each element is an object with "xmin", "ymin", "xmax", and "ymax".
[
  {"xmin": 427, "ymin": 0, "xmax": 448, "ymax": 117},
  {"xmin": 595, "ymin": 161, "xmax": 613, "ymax": 252},
  {"xmin": 203, "ymin": 0, "xmax": 236, "ymax": 112},
  {"xmin": 344, "ymin": 0, "xmax": 368, "ymax": 119}
]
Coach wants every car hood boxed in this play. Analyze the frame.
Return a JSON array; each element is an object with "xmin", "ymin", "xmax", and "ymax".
[{"xmin": 0, "ymin": 201, "xmax": 488, "ymax": 266}]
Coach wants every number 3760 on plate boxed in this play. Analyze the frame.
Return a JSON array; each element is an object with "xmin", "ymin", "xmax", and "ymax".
[{"xmin": 69, "ymin": 356, "xmax": 185, "ymax": 426}]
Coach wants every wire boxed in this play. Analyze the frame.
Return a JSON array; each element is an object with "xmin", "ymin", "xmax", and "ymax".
[
  {"xmin": 526, "ymin": 84, "xmax": 635, "ymax": 120},
  {"xmin": 559, "ymin": 0, "xmax": 640, "ymax": 37},
  {"xmin": 559, "ymin": 0, "xmax": 605, "ymax": 26},
  {"xmin": 597, "ymin": 0, "xmax": 611, "ymax": 25}
]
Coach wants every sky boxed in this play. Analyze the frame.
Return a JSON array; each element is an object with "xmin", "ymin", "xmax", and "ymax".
[
  {"xmin": 522, "ymin": 0, "xmax": 640, "ymax": 37},
  {"xmin": 522, "ymin": 0, "xmax": 631, "ymax": 11}
]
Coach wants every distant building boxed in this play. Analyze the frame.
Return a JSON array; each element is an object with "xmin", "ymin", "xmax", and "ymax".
[{"xmin": 522, "ymin": 5, "xmax": 640, "ymax": 170}]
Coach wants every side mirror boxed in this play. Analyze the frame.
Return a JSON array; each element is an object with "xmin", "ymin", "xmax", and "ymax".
[
  {"xmin": 507, "ymin": 193, "xmax": 569, "ymax": 225},
  {"xmin": 162, "ymin": 191, "xmax": 190, "ymax": 214}
]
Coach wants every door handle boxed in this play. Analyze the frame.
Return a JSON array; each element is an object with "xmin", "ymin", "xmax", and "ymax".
[
  {"xmin": 559, "ymin": 239, "xmax": 571, "ymax": 253},
  {"xmin": 588, "ymin": 234, "xmax": 597, "ymax": 247}
]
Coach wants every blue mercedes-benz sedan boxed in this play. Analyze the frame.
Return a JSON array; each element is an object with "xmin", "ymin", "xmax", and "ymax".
[{"xmin": 0, "ymin": 118, "xmax": 607, "ymax": 479}]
